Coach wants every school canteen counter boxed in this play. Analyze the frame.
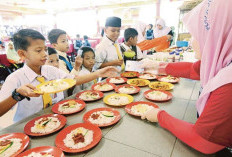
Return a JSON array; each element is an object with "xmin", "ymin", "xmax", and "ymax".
[{"xmin": 0, "ymin": 77, "xmax": 213, "ymax": 157}]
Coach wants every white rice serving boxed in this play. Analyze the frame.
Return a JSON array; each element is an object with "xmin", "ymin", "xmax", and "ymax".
[
  {"xmin": 109, "ymin": 78, "xmax": 125, "ymax": 84},
  {"xmin": 58, "ymin": 100, "xmax": 82, "ymax": 113},
  {"xmin": 0, "ymin": 138, "xmax": 22, "ymax": 157},
  {"xmin": 107, "ymin": 95, "xmax": 129, "ymax": 106},
  {"xmin": 131, "ymin": 104, "xmax": 155, "ymax": 116},
  {"xmin": 118, "ymin": 86, "xmax": 136, "ymax": 94},
  {"xmin": 94, "ymin": 84, "xmax": 113, "ymax": 91},
  {"xmin": 79, "ymin": 92, "xmax": 100, "ymax": 101},
  {"xmin": 63, "ymin": 127, "xmax": 93, "ymax": 149},
  {"xmin": 31, "ymin": 117, "xmax": 61, "ymax": 134},
  {"xmin": 160, "ymin": 77, "xmax": 177, "ymax": 83},
  {"xmin": 24, "ymin": 152, "xmax": 54, "ymax": 157},
  {"xmin": 147, "ymin": 91, "xmax": 168, "ymax": 100},
  {"xmin": 88, "ymin": 111, "xmax": 116, "ymax": 125},
  {"xmin": 39, "ymin": 80, "xmax": 69, "ymax": 93},
  {"xmin": 139, "ymin": 74, "xmax": 156, "ymax": 80}
]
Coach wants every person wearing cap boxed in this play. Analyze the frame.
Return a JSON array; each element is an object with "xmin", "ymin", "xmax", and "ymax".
[
  {"xmin": 141, "ymin": 0, "xmax": 232, "ymax": 156},
  {"xmin": 95, "ymin": 16, "xmax": 124, "ymax": 72}
]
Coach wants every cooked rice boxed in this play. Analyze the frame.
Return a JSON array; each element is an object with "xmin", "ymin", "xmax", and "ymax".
[
  {"xmin": 88, "ymin": 111, "xmax": 116, "ymax": 125},
  {"xmin": 109, "ymin": 78, "xmax": 125, "ymax": 84},
  {"xmin": 63, "ymin": 127, "xmax": 93, "ymax": 149},
  {"xmin": 40, "ymin": 80, "xmax": 69, "ymax": 93},
  {"xmin": 131, "ymin": 104, "xmax": 155, "ymax": 116},
  {"xmin": 147, "ymin": 91, "xmax": 168, "ymax": 100},
  {"xmin": 139, "ymin": 74, "xmax": 156, "ymax": 79},
  {"xmin": 24, "ymin": 152, "xmax": 54, "ymax": 157},
  {"xmin": 107, "ymin": 95, "xmax": 129, "ymax": 106},
  {"xmin": 58, "ymin": 101, "xmax": 82, "ymax": 113},
  {"xmin": 79, "ymin": 92, "xmax": 100, "ymax": 101},
  {"xmin": 0, "ymin": 138, "xmax": 22, "ymax": 157},
  {"xmin": 31, "ymin": 117, "xmax": 61, "ymax": 134},
  {"xmin": 94, "ymin": 84, "xmax": 113, "ymax": 91},
  {"xmin": 118, "ymin": 86, "xmax": 136, "ymax": 94},
  {"xmin": 160, "ymin": 77, "xmax": 177, "ymax": 83}
]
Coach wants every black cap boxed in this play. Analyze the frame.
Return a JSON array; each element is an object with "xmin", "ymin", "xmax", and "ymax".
[{"xmin": 105, "ymin": 16, "xmax": 121, "ymax": 27}]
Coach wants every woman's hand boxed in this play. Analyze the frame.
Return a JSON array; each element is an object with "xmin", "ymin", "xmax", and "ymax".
[
  {"xmin": 16, "ymin": 84, "xmax": 41, "ymax": 97},
  {"xmin": 141, "ymin": 108, "xmax": 161, "ymax": 122},
  {"xmin": 96, "ymin": 66, "xmax": 119, "ymax": 78}
]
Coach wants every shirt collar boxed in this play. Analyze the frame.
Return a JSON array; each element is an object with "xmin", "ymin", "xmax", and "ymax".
[
  {"xmin": 104, "ymin": 36, "xmax": 117, "ymax": 46},
  {"xmin": 23, "ymin": 64, "xmax": 49, "ymax": 82},
  {"xmin": 81, "ymin": 65, "xmax": 93, "ymax": 72},
  {"xmin": 121, "ymin": 42, "xmax": 132, "ymax": 50},
  {"xmin": 56, "ymin": 50, "xmax": 68, "ymax": 60}
]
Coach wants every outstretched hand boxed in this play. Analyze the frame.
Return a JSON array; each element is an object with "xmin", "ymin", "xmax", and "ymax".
[
  {"xmin": 96, "ymin": 66, "xmax": 119, "ymax": 78},
  {"xmin": 141, "ymin": 108, "xmax": 161, "ymax": 122},
  {"xmin": 17, "ymin": 84, "xmax": 42, "ymax": 97}
]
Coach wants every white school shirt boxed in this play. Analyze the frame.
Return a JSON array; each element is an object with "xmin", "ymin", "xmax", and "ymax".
[
  {"xmin": 0, "ymin": 64, "xmax": 74, "ymax": 122},
  {"xmin": 120, "ymin": 43, "xmax": 143, "ymax": 60},
  {"xmin": 73, "ymin": 66, "xmax": 94, "ymax": 94},
  {"xmin": 95, "ymin": 36, "xmax": 122, "ymax": 71}
]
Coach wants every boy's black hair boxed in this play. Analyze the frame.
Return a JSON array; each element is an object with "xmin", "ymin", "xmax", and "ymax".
[
  {"xmin": 76, "ymin": 34, "xmax": 80, "ymax": 38},
  {"xmin": 83, "ymin": 35, "xmax": 88, "ymax": 40},
  {"xmin": 48, "ymin": 29, "xmax": 66, "ymax": 44},
  {"xmin": 13, "ymin": 29, "xmax": 45, "ymax": 51},
  {"xmin": 124, "ymin": 28, "xmax": 138, "ymax": 42},
  {"xmin": 80, "ymin": 47, "xmax": 95, "ymax": 58},
  {"xmin": 149, "ymin": 24, "xmax": 153, "ymax": 29},
  {"xmin": 47, "ymin": 47, "xmax": 57, "ymax": 55}
]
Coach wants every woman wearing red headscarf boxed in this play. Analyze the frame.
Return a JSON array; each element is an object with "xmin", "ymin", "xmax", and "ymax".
[{"xmin": 141, "ymin": 0, "xmax": 232, "ymax": 155}]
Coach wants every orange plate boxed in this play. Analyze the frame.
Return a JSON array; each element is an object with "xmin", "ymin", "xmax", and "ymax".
[
  {"xmin": 75, "ymin": 90, "xmax": 104, "ymax": 102},
  {"xmin": 52, "ymin": 99, "xmax": 86, "ymax": 115},
  {"xmin": 0, "ymin": 133, "xmax": 29, "ymax": 156},
  {"xmin": 91, "ymin": 82, "xmax": 116, "ymax": 92},
  {"xmin": 115, "ymin": 84, "xmax": 140, "ymax": 95},
  {"xmin": 83, "ymin": 108, "xmax": 121, "ymax": 127},
  {"xmin": 125, "ymin": 101, "xmax": 159, "ymax": 117},
  {"xmin": 144, "ymin": 89, "xmax": 173, "ymax": 102},
  {"xmin": 18, "ymin": 146, "xmax": 64, "ymax": 157},
  {"xmin": 24, "ymin": 114, "xmax": 66, "ymax": 136},
  {"xmin": 138, "ymin": 73, "xmax": 157, "ymax": 80},
  {"xmin": 55, "ymin": 123, "xmax": 102, "ymax": 153},
  {"xmin": 106, "ymin": 77, "xmax": 127, "ymax": 85}
]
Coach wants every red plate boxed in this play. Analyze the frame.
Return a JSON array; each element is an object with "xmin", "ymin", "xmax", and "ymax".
[
  {"xmin": 106, "ymin": 77, "xmax": 128, "ymax": 85},
  {"xmin": 83, "ymin": 108, "xmax": 121, "ymax": 127},
  {"xmin": 52, "ymin": 99, "xmax": 86, "ymax": 115},
  {"xmin": 120, "ymin": 71, "xmax": 139, "ymax": 78},
  {"xmin": 55, "ymin": 123, "xmax": 102, "ymax": 153},
  {"xmin": 75, "ymin": 90, "xmax": 104, "ymax": 102},
  {"xmin": 139, "ymin": 73, "xmax": 157, "ymax": 80},
  {"xmin": 157, "ymin": 76, "xmax": 180, "ymax": 84},
  {"xmin": 0, "ymin": 133, "xmax": 29, "ymax": 157},
  {"xmin": 18, "ymin": 146, "xmax": 64, "ymax": 157},
  {"xmin": 24, "ymin": 114, "xmax": 67, "ymax": 136},
  {"xmin": 125, "ymin": 101, "xmax": 159, "ymax": 117},
  {"xmin": 144, "ymin": 89, "xmax": 173, "ymax": 102},
  {"xmin": 115, "ymin": 84, "xmax": 140, "ymax": 95},
  {"xmin": 91, "ymin": 82, "xmax": 116, "ymax": 92}
]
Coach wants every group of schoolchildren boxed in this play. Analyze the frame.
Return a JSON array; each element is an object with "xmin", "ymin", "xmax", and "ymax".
[{"xmin": 0, "ymin": 16, "xmax": 144, "ymax": 123}]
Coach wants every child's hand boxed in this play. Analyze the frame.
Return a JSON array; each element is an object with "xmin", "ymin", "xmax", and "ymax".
[
  {"xmin": 96, "ymin": 66, "xmax": 119, "ymax": 77},
  {"xmin": 166, "ymin": 35, "xmax": 172, "ymax": 41},
  {"xmin": 74, "ymin": 56, "xmax": 83, "ymax": 71},
  {"xmin": 113, "ymin": 59, "xmax": 124, "ymax": 66},
  {"xmin": 141, "ymin": 108, "xmax": 161, "ymax": 122},
  {"xmin": 16, "ymin": 84, "xmax": 41, "ymax": 97}
]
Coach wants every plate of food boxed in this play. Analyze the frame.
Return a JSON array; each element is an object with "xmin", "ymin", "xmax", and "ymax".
[
  {"xmin": 139, "ymin": 73, "xmax": 157, "ymax": 80},
  {"xmin": 24, "ymin": 114, "xmax": 66, "ymax": 136},
  {"xmin": 83, "ymin": 108, "xmax": 121, "ymax": 127},
  {"xmin": 55, "ymin": 123, "xmax": 102, "ymax": 153},
  {"xmin": 120, "ymin": 71, "xmax": 139, "ymax": 78},
  {"xmin": 106, "ymin": 77, "xmax": 127, "ymax": 85},
  {"xmin": 127, "ymin": 79, "xmax": 150, "ymax": 87},
  {"xmin": 17, "ymin": 146, "xmax": 64, "ymax": 157},
  {"xmin": 158, "ymin": 75, "xmax": 180, "ymax": 83},
  {"xmin": 76, "ymin": 90, "xmax": 104, "ymax": 102},
  {"xmin": 91, "ymin": 83, "xmax": 116, "ymax": 92},
  {"xmin": 0, "ymin": 133, "xmax": 29, "ymax": 157},
  {"xmin": 52, "ymin": 99, "xmax": 86, "ymax": 115},
  {"xmin": 115, "ymin": 84, "xmax": 140, "ymax": 95},
  {"xmin": 103, "ymin": 93, "xmax": 133, "ymax": 107},
  {"xmin": 149, "ymin": 82, "xmax": 174, "ymax": 91},
  {"xmin": 34, "ymin": 79, "xmax": 76, "ymax": 94},
  {"xmin": 144, "ymin": 90, "xmax": 173, "ymax": 102},
  {"xmin": 125, "ymin": 101, "xmax": 159, "ymax": 117}
]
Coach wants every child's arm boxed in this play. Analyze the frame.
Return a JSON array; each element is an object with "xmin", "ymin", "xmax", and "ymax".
[
  {"xmin": 99, "ymin": 59, "xmax": 123, "ymax": 68},
  {"xmin": 0, "ymin": 84, "xmax": 41, "ymax": 117},
  {"xmin": 74, "ymin": 66, "xmax": 118, "ymax": 85}
]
